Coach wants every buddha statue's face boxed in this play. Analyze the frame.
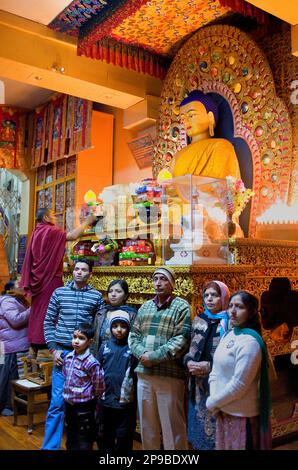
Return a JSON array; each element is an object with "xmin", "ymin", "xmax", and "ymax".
[{"xmin": 180, "ymin": 100, "xmax": 212, "ymax": 139}]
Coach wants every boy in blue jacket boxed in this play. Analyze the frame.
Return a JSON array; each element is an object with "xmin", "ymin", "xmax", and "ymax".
[{"xmin": 97, "ymin": 310, "xmax": 137, "ymax": 451}]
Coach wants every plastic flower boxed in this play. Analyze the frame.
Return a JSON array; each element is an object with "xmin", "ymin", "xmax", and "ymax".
[{"xmin": 225, "ymin": 176, "xmax": 254, "ymax": 222}]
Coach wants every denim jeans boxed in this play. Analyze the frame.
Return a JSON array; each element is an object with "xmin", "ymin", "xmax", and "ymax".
[{"xmin": 41, "ymin": 351, "xmax": 68, "ymax": 450}]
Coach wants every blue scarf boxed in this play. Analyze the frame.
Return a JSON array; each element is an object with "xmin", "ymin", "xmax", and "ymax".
[
  {"xmin": 233, "ymin": 326, "xmax": 271, "ymax": 433},
  {"xmin": 203, "ymin": 306, "xmax": 229, "ymax": 337}
]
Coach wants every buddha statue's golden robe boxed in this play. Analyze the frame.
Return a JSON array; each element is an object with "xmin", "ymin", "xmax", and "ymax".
[{"xmin": 173, "ymin": 138, "xmax": 240, "ymax": 180}]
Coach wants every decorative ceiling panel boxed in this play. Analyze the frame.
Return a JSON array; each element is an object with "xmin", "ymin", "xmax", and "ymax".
[
  {"xmin": 48, "ymin": 0, "xmax": 268, "ymax": 78},
  {"xmin": 49, "ymin": 0, "xmax": 151, "ymax": 37},
  {"xmin": 110, "ymin": 0, "xmax": 230, "ymax": 55},
  {"xmin": 49, "ymin": 0, "xmax": 114, "ymax": 36}
]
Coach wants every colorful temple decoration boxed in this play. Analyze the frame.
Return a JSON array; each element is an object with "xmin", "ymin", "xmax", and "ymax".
[
  {"xmin": 0, "ymin": 106, "xmax": 27, "ymax": 170},
  {"xmin": 78, "ymin": 0, "xmax": 150, "ymax": 45},
  {"xmin": 154, "ymin": 24, "xmax": 292, "ymax": 237},
  {"xmin": 48, "ymin": 0, "xmax": 271, "ymax": 78},
  {"xmin": 79, "ymin": 37, "xmax": 170, "ymax": 79},
  {"xmin": 49, "ymin": 0, "xmax": 232, "ymax": 78},
  {"xmin": 31, "ymin": 95, "xmax": 92, "ymax": 168},
  {"xmin": 48, "ymin": 0, "xmax": 111, "ymax": 37},
  {"xmin": 108, "ymin": 0, "xmax": 229, "ymax": 56}
]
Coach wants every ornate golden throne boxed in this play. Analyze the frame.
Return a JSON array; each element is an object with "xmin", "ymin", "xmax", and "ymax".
[
  {"xmin": 152, "ymin": 24, "xmax": 298, "ymax": 442},
  {"xmin": 154, "ymin": 24, "xmax": 293, "ymax": 238}
]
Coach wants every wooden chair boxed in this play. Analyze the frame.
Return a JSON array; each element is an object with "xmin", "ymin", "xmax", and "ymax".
[
  {"xmin": 21, "ymin": 357, "xmax": 53, "ymax": 386},
  {"xmin": 11, "ymin": 379, "xmax": 51, "ymax": 434}
]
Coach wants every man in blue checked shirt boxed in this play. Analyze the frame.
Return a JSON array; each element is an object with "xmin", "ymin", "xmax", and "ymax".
[{"xmin": 42, "ymin": 259, "xmax": 104, "ymax": 450}]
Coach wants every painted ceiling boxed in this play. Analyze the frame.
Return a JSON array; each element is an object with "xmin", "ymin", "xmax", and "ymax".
[
  {"xmin": 49, "ymin": 0, "xmax": 268, "ymax": 77},
  {"xmin": 50, "ymin": 0, "xmax": 230, "ymax": 50}
]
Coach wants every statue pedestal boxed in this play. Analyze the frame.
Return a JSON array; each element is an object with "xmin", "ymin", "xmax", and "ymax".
[
  {"xmin": 160, "ymin": 174, "xmax": 229, "ymax": 265},
  {"xmin": 166, "ymin": 245, "xmax": 227, "ymax": 265},
  {"xmin": 166, "ymin": 206, "xmax": 227, "ymax": 265}
]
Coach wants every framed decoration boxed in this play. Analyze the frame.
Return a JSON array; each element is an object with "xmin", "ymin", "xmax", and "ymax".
[{"xmin": 127, "ymin": 134, "xmax": 154, "ymax": 169}]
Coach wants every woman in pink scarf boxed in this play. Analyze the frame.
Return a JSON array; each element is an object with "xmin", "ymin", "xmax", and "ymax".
[{"xmin": 183, "ymin": 280, "xmax": 230, "ymax": 449}]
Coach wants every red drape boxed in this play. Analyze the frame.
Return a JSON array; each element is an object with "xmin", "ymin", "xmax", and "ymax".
[
  {"xmin": 78, "ymin": 42, "xmax": 168, "ymax": 79},
  {"xmin": 218, "ymin": 0, "xmax": 268, "ymax": 24}
]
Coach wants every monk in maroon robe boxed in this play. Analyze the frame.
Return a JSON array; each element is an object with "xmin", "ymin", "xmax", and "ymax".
[{"xmin": 20, "ymin": 208, "xmax": 95, "ymax": 346}]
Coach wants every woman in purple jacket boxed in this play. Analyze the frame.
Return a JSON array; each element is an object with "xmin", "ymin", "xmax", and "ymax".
[{"xmin": 0, "ymin": 280, "xmax": 30, "ymax": 416}]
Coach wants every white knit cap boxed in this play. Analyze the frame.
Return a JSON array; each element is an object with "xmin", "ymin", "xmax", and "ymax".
[
  {"xmin": 109, "ymin": 310, "xmax": 130, "ymax": 328},
  {"xmin": 153, "ymin": 267, "xmax": 176, "ymax": 289}
]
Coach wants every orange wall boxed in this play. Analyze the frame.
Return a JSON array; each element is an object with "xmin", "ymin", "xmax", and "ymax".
[
  {"xmin": 76, "ymin": 110, "xmax": 113, "ymax": 211},
  {"xmin": 112, "ymin": 108, "xmax": 152, "ymax": 185}
]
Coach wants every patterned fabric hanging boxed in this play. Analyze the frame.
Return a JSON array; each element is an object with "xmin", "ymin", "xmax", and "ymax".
[
  {"xmin": 32, "ymin": 104, "xmax": 48, "ymax": 168},
  {"xmin": 67, "ymin": 96, "xmax": 93, "ymax": 156},
  {"xmin": 0, "ymin": 106, "xmax": 27, "ymax": 170},
  {"xmin": 47, "ymin": 94, "xmax": 68, "ymax": 162},
  {"xmin": 31, "ymin": 94, "xmax": 93, "ymax": 168}
]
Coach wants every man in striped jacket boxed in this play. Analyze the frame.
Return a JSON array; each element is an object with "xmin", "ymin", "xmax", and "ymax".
[{"xmin": 42, "ymin": 259, "xmax": 104, "ymax": 450}]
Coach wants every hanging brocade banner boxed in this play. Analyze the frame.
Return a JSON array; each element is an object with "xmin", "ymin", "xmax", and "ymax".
[
  {"xmin": 32, "ymin": 104, "xmax": 48, "ymax": 168},
  {"xmin": 31, "ymin": 94, "xmax": 93, "ymax": 168},
  {"xmin": 0, "ymin": 106, "xmax": 27, "ymax": 170},
  {"xmin": 48, "ymin": 94, "xmax": 68, "ymax": 162},
  {"xmin": 66, "ymin": 96, "xmax": 92, "ymax": 156}
]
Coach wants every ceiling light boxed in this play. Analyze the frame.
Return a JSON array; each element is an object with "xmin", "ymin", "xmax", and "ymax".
[{"xmin": 51, "ymin": 63, "xmax": 66, "ymax": 74}]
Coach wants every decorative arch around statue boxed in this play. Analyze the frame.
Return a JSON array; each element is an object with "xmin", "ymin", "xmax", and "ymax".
[{"xmin": 154, "ymin": 25, "xmax": 292, "ymax": 237}]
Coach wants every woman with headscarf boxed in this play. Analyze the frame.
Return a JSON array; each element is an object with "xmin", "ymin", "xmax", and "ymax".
[
  {"xmin": 93, "ymin": 279, "xmax": 137, "ymax": 355},
  {"xmin": 184, "ymin": 280, "xmax": 230, "ymax": 449},
  {"xmin": 0, "ymin": 280, "xmax": 30, "ymax": 416},
  {"xmin": 93, "ymin": 279, "xmax": 137, "ymax": 449},
  {"xmin": 206, "ymin": 291, "xmax": 272, "ymax": 450}
]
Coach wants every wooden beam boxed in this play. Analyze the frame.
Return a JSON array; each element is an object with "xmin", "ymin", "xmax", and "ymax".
[{"xmin": 0, "ymin": 11, "xmax": 162, "ymax": 109}]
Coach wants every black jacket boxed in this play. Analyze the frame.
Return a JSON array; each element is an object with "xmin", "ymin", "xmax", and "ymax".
[{"xmin": 97, "ymin": 336, "xmax": 137, "ymax": 409}]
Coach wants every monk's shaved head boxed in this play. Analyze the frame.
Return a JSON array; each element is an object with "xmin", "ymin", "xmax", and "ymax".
[{"xmin": 36, "ymin": 208, "xmax": 54, "ymax": 223}]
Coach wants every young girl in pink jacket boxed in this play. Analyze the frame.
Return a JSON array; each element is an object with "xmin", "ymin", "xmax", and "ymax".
[{"xmin": 0, "ymin": 280, "xmax": 30, "ymax": 416}]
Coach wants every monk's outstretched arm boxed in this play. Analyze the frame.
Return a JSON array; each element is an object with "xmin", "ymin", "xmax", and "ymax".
[{"xmin": 66, "ymin": 214, "xmax": 96, "ymax": 241}]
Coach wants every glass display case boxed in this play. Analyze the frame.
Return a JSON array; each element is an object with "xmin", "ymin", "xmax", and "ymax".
[
  {"xmin": 160, "ymin": 174, "xmax": 229, "ymax": 265},
  {"xmin": 69, "ymin": 175, "xmax": 230, "ymax": 267}
]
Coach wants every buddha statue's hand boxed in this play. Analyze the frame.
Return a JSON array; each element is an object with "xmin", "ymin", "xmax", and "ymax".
[{"xmin": 166, "ymin": 195, "xmax": 183, "ymax": 206}]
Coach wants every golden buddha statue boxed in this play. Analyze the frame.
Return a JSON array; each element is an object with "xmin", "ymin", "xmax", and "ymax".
[
  {"xmin": 158, "ymin": 91, "xmax": 243, "ymax": 263},
  {"xmin": 170, "ymin": 90, "xmax": 240, "ymax": 180}
]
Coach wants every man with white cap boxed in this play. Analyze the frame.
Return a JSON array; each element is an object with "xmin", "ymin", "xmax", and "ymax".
[{"xmin": 129, "ymin": 267, "xmax": 191, "ymax": 450}]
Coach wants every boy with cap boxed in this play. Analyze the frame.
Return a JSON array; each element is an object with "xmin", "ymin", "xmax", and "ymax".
[
  {"xmin": 129, "ymin": 267, "xmax": 191, "ymax": 450},
  {"xmin": 97, "ymin": 310, "xmax": 137, "ymax": 451}
]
